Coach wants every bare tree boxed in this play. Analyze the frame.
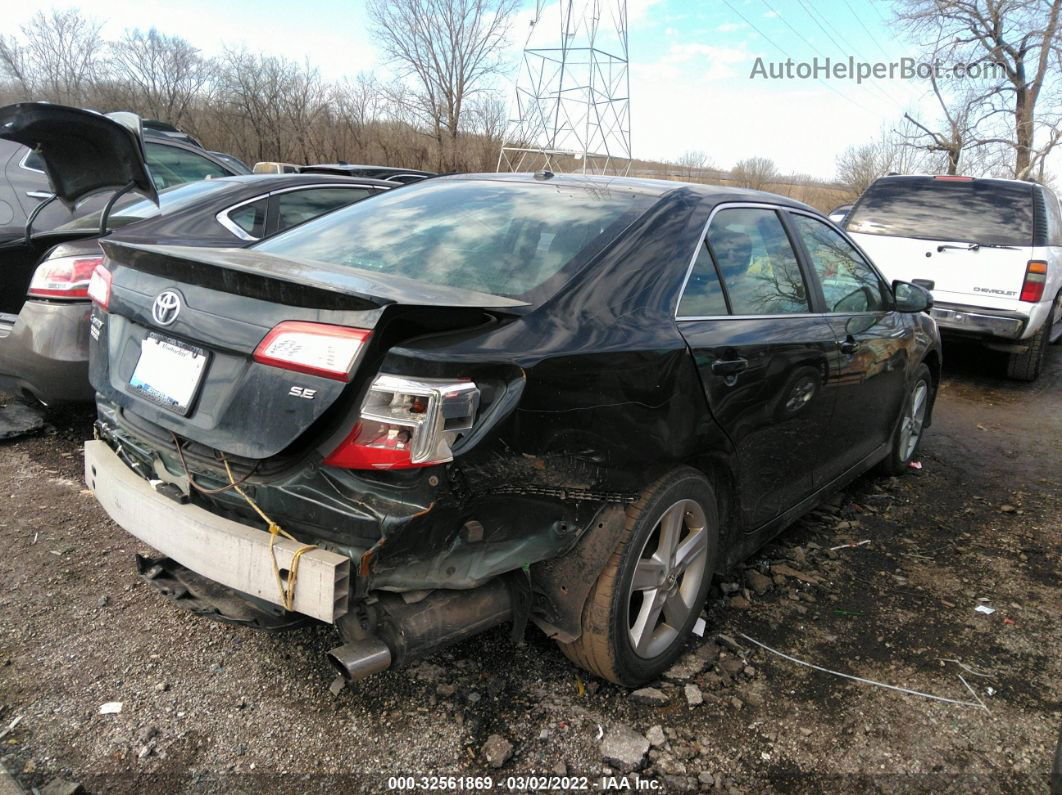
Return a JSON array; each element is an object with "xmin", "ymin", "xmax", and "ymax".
[
  {"xmin": 366, "ymin": 0, "xmax": 519, "ymax": 170},
  {"xmin": 675, "ymin": 150, "xmax": 714, "ymax": 179},
  {"xmin": 897, "ymin": 0, "xmax": 1062, "ymax": 179},
  {"xmin": 731, "ymin": 157, "xmax": 778, "ymax": 190},
  {"xmin": 0, "ymin": 9, "xmax": 105, "ymax": 104},
  {"xmin": 105, "ymin": 29, "xmax": 212, "ymax": 128}
]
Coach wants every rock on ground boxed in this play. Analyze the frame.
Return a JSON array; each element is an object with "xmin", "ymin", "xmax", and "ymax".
[
  {"xmin": 600, "ymin": 724, "xmax": 649, "ymax": 773},
  {"xmin": 481, "ymin": 734, "xmax": 513, "ymax": 768}
]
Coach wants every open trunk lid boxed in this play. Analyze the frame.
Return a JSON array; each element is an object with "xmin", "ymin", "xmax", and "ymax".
[
  {"xmin": 0, "ymin": 102, "xmax": 157, "ymax": 210},
  {"xmin": 90, "ymin": 241, "xmax": 525, "ymax": 460}
]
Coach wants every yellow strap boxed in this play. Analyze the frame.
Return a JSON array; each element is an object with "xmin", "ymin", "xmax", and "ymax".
[{"xmin": 222, "ymin": 456, "xmax": 317, "ymax": 612}]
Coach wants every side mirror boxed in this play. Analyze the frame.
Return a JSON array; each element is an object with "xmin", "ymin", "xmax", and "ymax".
[{"xmin": 893, "ymin": 280, "xmax": 933, "ymax": 313}]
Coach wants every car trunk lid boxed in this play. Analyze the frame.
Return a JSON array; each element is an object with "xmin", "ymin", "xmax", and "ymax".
[
  {"xmin": 90, "ymin": 240, "xmax": 525, "ymax": 460},
  {"xmin": 850, "ymin": 232, "xmax": 1034, "ymax": 309},
  {"xmin": 0, "ymin": 102, "xmax": 157, "ymax": 210}
]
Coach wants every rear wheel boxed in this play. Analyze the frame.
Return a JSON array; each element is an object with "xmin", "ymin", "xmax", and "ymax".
[
  {"xmin": 1006, "ymin": 324, "xmax": 1048, "ymax": 382},
  {"xmin": 558, "ymin": 468, "xmax": 719, "ymax": 686},
  {"xmin": 878, "ymin": 363, "xmax": 933, "ymax": 476},
  {"xmin": 1047, "ymin": 289, "xmax": 1062, "ymax": 345}
]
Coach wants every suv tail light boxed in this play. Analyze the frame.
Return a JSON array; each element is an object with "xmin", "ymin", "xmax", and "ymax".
[
  {"xmin": 27, "ymin": 255, "xmax": 104, "ymax": 299},
  {"xmin": 253, "ymin": 321, "xmax": 371, "ymax": 381},
  {"xmin": 1019, "ymin": 260, "xmax": 1048, "ymax": 303},
  {"xmin": 324, "ymin": 375, "xmax": 479, "ymax": 470},
  {"xmin": 87, "ymin": 263, "xmax": 112, "ymax": 310}
]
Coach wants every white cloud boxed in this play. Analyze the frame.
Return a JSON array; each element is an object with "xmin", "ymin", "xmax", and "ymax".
[
  {"xmin": 716, "ymin": 22, "xmax": 748, "ymax": 33},
  {"xmin": 763, "ymin": 9, "xmax": 780, "ymax": 18}
]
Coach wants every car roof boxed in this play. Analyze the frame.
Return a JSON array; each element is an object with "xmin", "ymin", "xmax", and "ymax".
[
  {"xmin": 870, "ymin": 174, "xmax": 1037, "ymax": 192},
  {"xmin": 195, "ymin": 173, "xmax": 396, "ymax": 191},
  {"xmin": 302, "ymin": 164, "xmax": 436, "ymax": 177},
  {"xmin": 430, "ymin": 172, "xmax": 820, "ymax": 213}
]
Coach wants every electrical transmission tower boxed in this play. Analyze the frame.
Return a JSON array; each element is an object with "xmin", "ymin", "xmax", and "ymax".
[{"xmin": 497, "ymin": 0, "xmax": 631, "ymax": 175}]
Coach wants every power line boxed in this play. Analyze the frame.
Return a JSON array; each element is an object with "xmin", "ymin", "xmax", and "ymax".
[
  {"xmin": 841, "ymin": 0, "xmax": 892, "ymax": 60},
  {"xmin": 794, "ymin": 0, "xmax": 904, "ymax": 108},
  {"xmin": 720, "ymin": 0, "xmax": 878, "ymax": 117}
]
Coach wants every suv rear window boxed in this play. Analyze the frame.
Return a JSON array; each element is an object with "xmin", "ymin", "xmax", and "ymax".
[
  {"xmin": 846, "ymin": 179, "xmax": 1033, "ymax": 247},
  {"xmin": 256, "ymin": 179, "xmax": 654, "ymax": 301}
]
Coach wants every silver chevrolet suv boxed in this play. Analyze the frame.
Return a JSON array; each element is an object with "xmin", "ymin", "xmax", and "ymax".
[{"xmin": 846, "ymin": 175, "xmax": 1062, "ymax": 381}]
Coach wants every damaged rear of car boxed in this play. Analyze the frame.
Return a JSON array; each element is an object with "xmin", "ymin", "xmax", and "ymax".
[{"xmin": 86, "ymin": 174, "xmax": 940, "ymax": 686}]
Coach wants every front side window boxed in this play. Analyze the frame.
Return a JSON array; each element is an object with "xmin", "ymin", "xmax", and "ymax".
[
  {"xmin": 256, "ymin": 179, "xmax": 654, "ymax": 302},
  {"xmin": 274, "ymin": 187, "xmax": 372, "ymax": 231},
  {"xmin": 792, "ymin": 214, "xmax": 888, "ymax": 313},
  {"xmin": 706, "ymin": 208, "xmax": 809, "ymax": 315},
  {"xmin": 146, "ymin": 142, "xmax": 231, "ymax": 190}
]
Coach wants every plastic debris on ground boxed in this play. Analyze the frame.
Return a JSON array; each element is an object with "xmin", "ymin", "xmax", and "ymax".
[
  {"xmin": 908, "ymin": 460, "xmax": 923, "ymax": 470},
  {"xmin": 98, "ymin": 702, "xmax": 122, "ymax": 715},
  {"xmin": 974, "ymin": 605, "xmax": 996, "ymax": 615}
]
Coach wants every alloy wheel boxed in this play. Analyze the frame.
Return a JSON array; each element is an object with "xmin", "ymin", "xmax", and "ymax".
[
  {"xmin": 627, "ymin": 499, "xmax": 709, "ymax": 659},
  {"xmin": 899, "ymin": 379, "xmax": 929, "ymax": 461}
]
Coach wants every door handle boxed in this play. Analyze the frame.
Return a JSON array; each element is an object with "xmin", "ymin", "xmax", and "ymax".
[
  {"xmin": 711, "ymin": 357, "xmax": 749, "ymax": 377},
  {"xmin": 839, "ymin": 337, "xmax": 861, "ymax": 355}
]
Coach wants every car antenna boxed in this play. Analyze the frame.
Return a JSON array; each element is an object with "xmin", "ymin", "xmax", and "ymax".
[
  {"xmin": 534, "ymin": 169, "xmax": 555, "ymax": 180},
  {"xmin": 23, "ymin": 193, "xmax": 59, "ymax": 245},
  {"xmin": 99, "ymin": 181, "xmax": 137, "ymax": 236}
]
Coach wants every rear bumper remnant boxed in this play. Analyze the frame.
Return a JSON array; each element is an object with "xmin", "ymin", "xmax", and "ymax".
[{"xmin": 84, "ymin": 439, "xmax": 350, "ymax": 623}]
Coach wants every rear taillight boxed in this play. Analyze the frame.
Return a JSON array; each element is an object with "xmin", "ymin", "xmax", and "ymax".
[
  {"xmin": 324, "ymin": 374, "xmax": 479, "ymax": 470},
  {"xmin": 87, "ymin": 264, "xmax": 112, "ymax": 310},
  {"xmin": 1020, "ymin": 260, "xmax": 1048, "ymax": 303},
  {"xmin": 27, "ymin": 255, "xmax": 104, "ymax": 299},
  {"xmin": 253, "ymin": 321, "xmax": 371, "ymax": 381}
]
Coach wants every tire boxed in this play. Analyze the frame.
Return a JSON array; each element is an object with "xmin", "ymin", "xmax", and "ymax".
[
  {"xmin": 878, "ymin": 363, "xmax": 933, "ymax": 476},
  {"xmin": 1006, "ymin": 324, "xmax": 1048, "ymax": 382},
  {"xmin": 1048, "ymin": 289, "xmax": 1062, "ymax": 345},
  {"xmin": 558, "ymin": 467, "xmax": 720, "ymax": 686}
]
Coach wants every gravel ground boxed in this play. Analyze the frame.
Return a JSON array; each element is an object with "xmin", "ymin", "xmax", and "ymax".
[{"xmin": 0, "ymin": 340, "xmax": 1059, "ymax": 794}]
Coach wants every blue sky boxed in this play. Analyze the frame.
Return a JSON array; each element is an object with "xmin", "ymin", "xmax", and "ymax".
[{"xmin": 11, "ymin": 1, "xmax": 1057, "ymax": 180}]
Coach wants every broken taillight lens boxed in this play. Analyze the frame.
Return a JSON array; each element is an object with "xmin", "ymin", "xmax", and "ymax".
[
  {"xmin": 1019, "ymin": 260, "xmax": 1048, "ymax": 303},
  {"xmin": 253, "ymin": 321, "xmax": 371, "ymax": 381},
  {"xmin": 324, "ymin": 374, "xmax": 479, "ymax": 469},
  {"xmin": 27, "ymin": 255, "xmax": 104, "ymax": 299},
  {"xmin": 87, "ymin": 263, "xmax": 112, "ymax": 310}
]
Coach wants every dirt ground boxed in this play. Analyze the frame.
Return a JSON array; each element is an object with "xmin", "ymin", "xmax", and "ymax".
[{"xmin": 0, "ymin": 340, "xmax": 1059, "ymax": 794}]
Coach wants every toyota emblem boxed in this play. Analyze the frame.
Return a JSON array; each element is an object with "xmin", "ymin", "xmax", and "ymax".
[{"xmin": 152, "ymin": 290, "xmax": 182, "ymax": 326}]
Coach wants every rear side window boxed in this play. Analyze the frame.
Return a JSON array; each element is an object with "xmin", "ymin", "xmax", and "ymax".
[
  {"xmin": 227, "ymin": 198, "xmax": 268, "ymax": 238},
  {"xmin": 274, "ymin": 187, "xmax": 371, "ymax": 231},
  {"xmin": 706, "ymin": 208, "xmax": 809, "ymax": 315},
  {"xmin": 791, "ymin": 214, "xmax": 888, "ymax": 312},
  {"xmin": 846, "ymin": 179, "xmax": 1033, "ymax": 246},
  {"xmin": 146, "ymin": 142, "xmax": 231, "ymax": 190},
  {"xmin": 678, "ymin": 243, "xmax": 728, "ymax": 316},
  {"xmin": 1044, "ymin": 189, "xmax": 1062, "ymax": 246}
]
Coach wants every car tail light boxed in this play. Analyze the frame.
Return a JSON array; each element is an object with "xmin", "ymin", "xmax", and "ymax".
[
  {"xmin": 27, "ymin": 255, "xmax": 104, "ymax": 299},
  {"xmin": 1019, "ymin": 260, "xmax": 1048, "ymax": 303},
  {"xmin": 324, "ymin": 375, "xmax": 479, "ymax": 469},
  {"xmin": 253, "ymin": 321, "xmax": 371, "ymax": 381},
  {"xmin": 87, "ymin": 263, "xmax": 112, "ymax": 310}
]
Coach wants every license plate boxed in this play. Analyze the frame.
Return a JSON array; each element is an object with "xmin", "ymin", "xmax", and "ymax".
[{"xmin": 129, "ymin": 333, "xmax": 209, "ymax": 414}]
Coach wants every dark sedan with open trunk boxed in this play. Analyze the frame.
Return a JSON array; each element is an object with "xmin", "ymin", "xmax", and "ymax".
[
  {"xmin": 0, "ymin": 103, "xmax": 392, "ymax": 405},
  {"xmin": 83, "ymin": 172, "xmax": 941, "ymax": 686}
]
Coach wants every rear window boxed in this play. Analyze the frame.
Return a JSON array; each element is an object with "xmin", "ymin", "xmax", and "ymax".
[
  {"xmin": 255, "ymin": 179, "xmax": 654, "ymax": 301},
  {"xmin": 846, "ymin": 179, "xmax": 1033, "ymax": 247}
]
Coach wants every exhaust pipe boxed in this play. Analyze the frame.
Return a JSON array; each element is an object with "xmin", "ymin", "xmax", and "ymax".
[
  {"xmin": 328, "ymin": 577, "xmax": 513, "ymax": 681},
  {"xmin": 328, "ymin": 638, "xmax": 392, "ymax": 681}
]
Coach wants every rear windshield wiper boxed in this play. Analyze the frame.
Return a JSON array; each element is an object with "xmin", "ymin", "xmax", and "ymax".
[{"xmin": 937, "ymin": 242, "xmax": 1019, "ymax": 252}]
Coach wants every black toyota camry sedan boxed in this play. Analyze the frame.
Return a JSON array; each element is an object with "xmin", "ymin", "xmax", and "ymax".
[{"xmin": 83, "ymin": 173, "xmax": 941, "ymax": 686}]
